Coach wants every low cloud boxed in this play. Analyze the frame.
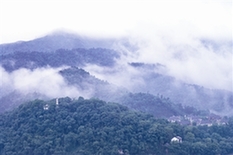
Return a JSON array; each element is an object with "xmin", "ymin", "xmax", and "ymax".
[
  {"xmin": 0, "ymin": 66, "xmax": 90, "ymax": 99},
  {"xmin": 128, "ymin": 35, "xmax": 232, "ymax": 91},
  {"xmin": 1, "ymin": 0, "xmax": 231, "ymax": 92},
  {"xmin": 87, "ymin": 34, "xmax": 232, "ymax": 92},
  {"xmin": 88, "ymin": 0, "xmax": 232, "ymax": 92},
  {"xmin": 83, "ymin": 63, "xmax": 145, "ymax": 91}
]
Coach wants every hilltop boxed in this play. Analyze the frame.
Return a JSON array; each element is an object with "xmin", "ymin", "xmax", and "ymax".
[
  {"xmin": 0, "ymin": 31, "xmax": 232, "ymax": 116},
  {"xmin": 0, "ymin": 97, "xmax": 233, "ymax": 155}
]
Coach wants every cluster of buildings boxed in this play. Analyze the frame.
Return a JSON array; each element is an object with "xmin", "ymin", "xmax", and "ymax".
[
  {"xmin": 43, "ymin": 98, "xmax": 59, "ymax": 110},
  {"xmin": 168, "ymin": 114, "xmax": 228, "ymax": 126}
]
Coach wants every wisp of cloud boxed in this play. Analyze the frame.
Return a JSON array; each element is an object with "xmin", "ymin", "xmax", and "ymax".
[{"xmin": 0, "ymin": 66, "xmax": 90, "ymax": 99}]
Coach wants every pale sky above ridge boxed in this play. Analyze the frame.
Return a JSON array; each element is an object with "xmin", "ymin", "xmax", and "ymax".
[
  {"xmin": 0, "ymin": 0, "xmax": 232, "ymax": 44},
  {"xmin": 0, "ymin": 0, "xmax": 232, "ymax": 91}
]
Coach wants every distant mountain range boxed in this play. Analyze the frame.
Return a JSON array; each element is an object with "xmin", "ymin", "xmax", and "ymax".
[
  {"xmin": 0, "ymin": 31, "xmax": 232, "ymax": 117},
  {"xmin": 0, "ymin": 31, "xmax": 119, "ymax": 55}
]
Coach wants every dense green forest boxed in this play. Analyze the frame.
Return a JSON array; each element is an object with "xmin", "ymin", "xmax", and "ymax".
[
  {"xmin": 119, "ymin": 92, "xmax": 210, "ymax": 118},
  {"xmin": 1, "ymin": 48, "xmax": 119, "ymax": 71},
  {"xmin": 0, "ymin": 97, "xmax": 233, "ymax": 155}
]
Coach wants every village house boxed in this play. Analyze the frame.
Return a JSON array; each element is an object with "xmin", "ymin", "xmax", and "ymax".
[{"xmin": 171, "ymin": 136, "xmax": 182, "ymax": 143}]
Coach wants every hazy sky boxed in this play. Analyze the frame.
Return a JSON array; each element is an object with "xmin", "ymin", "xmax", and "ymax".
[
  {"xmin": 0, "ymin": 0, "xmax": 232, "ymax": 91},
  {"xmin": 0, "ymin": 0, "xmax": 232, "ymax": 43}
]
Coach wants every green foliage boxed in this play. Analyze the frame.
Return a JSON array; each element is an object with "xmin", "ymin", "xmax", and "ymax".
[
  {"xmin": 1, "ymin": 48, "xmax": 119, "ymax": 71},
  {"xmin": 119, "ymin": 93, "xmax": 209, "ymax": 118},
  {"xmin": 0, "ymin": 98, "xmax": 233, "ymax": 155}
]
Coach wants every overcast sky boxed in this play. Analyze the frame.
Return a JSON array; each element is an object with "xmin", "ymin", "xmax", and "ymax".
[
  {"xmin": 0, "ymin": 0, "xmax": 232, "ymax": 91},
  {"xmin": 0, "ymin": 0, "xmax": 232, "ymax": 43}
]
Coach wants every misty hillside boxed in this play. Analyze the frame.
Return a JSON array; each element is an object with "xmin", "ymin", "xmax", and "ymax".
[
  {"xmin": 0, "ymin": 66, "xmax": 125, "ymax": 114},
  {"xmin": 1, "ymin": 97, "xmax": 233, "ymax": 155},
  {"xmin": 127, "ymin": 62, "xmax": 233, "ymax": 113},
  {"xmin": 1, "ymin": 66, "xmax": 207, "ymax": 118},
  {"xmin": 59, "ymin": 67, "xmax": 127, "ymax": 102},
  {"xmin": 1, "ymin": 48, "xmax": 119, "ymax": 71},
  {"xmin": 0, "ymin": 31, "xmax": 119, "ymax": 55},
  {"xmin": 0, "ymin": 31, "xmax": 232, "ymax": 116},
  {"xmin": 117, "ymin": 92, "xmax": 210, "ymax": 118}
]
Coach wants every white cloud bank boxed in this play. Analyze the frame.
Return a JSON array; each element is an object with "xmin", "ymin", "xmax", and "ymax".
[
  {"xmin": 0, "ymin": 66, "xmax": 89, "ymax": 98},
  {"xmin": 124, "ymin": 33, "xmax": 232, "ymax": 91},
  {"xmin": 0, "ymin": 0, "xmax": 232, "ymax": 91}
]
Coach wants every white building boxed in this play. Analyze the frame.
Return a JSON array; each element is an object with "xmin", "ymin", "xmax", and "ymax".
[
  {"xmin": 43, "ymin": 104, "xmax": 49, "ymax": 110},
  {"xmin": 171, "ymin": 136, "xmax": 182, "ymax": 143}
]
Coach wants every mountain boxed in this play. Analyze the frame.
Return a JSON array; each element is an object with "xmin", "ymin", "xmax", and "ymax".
[
  {"xmin": 0, "ymin": 48, "xmax": 120, "ymax": 71},
  {"xmin": 117, "ymin": 92, "xmax": 210, "ymax": 118},
  {"xmin": 0, "ymin": 31, "xmax": 232, "ymax": 117},
  {"xmin": 0, "ymin": 31, "xmax": 118, "ymax": 55},
  {"xmin": 0, "ymin": 66, "xmax": 126, "ymax": 114},
  {"xmin": 0, "ymin": 97, "xmax": 233, "ymax": 155},
  {"xmin": 59, "ymin": 67, "xmax": 127, "ymax": 102},
  {"xmin": 0, "ymin": 64, "xmax": 211, "ymax": 118},
  {"xmin": 127, "ymin": 62, "xmax": 233, "ymax": 114}
]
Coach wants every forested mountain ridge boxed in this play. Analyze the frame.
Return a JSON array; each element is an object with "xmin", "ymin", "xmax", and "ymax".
[
  {"xmin": 118, "ymin": 92, "xmax": 210, "ymax": 118},
  {"xmin": 59, "ymin": 67, "xmax": 126, "ymax": 102},
  {"xmin": 0, "ymin": 31, "xmax": 118, "ymax": 55},
  {"xmin": 0, "ymin": 98, "xmax": 233, "ymax": 155},
  {"xmin": 0, "ymin": 48, "xmax": 119, "ymax": 72},
  {"xmin": 127, "ymin": 62, "xmax": 233, "ymax": 114},
  {"xmin": 0, "ymin": 31, "xmax": 232, "ymax": 116},
  {"xmin": 0, "ymin": 65, "xmax": 212, "ymax": 118},
  {"xmin": 0, "ymin": 66, "xmax": 120, "ymax": 114}
]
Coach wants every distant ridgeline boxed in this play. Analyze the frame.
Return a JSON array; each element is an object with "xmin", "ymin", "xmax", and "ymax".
[
  {"xmin": 0, "ymin": 97, "xmax": 233, "ymax": 155},
  {"xmin": 0, "ymin": 32, "xmax": 232, "ymax": 117},
  {"xmin": 0, "ymin": 48, "xmax": 119, "ymax": 71},
  {"xmin": 118, "ymin": 92, "xmax": 210, "ymax": 118}
]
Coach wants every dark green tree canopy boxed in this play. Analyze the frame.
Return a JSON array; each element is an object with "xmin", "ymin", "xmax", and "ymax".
[{"xmin": 0, "ymin": 97, "xmax": 233, "ymax": 155}]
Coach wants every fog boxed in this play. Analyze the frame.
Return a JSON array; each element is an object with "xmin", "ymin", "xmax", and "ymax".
[
  {"xmin": 0, "ymin": 66, "xmax": 91, "ymax": 99},
  {"xmin": 84, "ymin": 35, "xmax": 232, "ymax": 92},
  {"xmin": 129, "ymin": 36, "xmax": 232, "ymax": 91},
  {"xmin": 0, "ymin": 0, "xmax": 232, "ymax": 92}
]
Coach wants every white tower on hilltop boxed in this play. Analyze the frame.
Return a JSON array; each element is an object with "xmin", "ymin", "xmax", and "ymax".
[{"xmin": 56, "ymin": 98, "xmax": 59, "ymax": 105}]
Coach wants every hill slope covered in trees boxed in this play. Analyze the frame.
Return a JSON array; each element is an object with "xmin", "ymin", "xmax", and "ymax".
[
  {"xmin": 0, "ymin": 31, "xmax": 232, "ymax": 116},
  {"xmin": 0, "ymin": 98, "xmax": 233, "ymax": 155}
]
